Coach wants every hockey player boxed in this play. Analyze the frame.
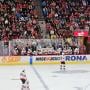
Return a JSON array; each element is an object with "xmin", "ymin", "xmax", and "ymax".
[
  {"xmin": 21, "ymin": 79, "xmax": 30, "ymax": 90},
  {"xmin": 60, "ymin": 52, "xmax": 66, "ymax": 70},
  {"xmin": 20, "ymin": 70, "xmax": 27, "ymax": 84}
]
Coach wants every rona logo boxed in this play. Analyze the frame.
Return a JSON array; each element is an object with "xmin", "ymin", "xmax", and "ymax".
[{"xmin": 65, "ymin": 55, "xmax": 87, "ymax": 61}]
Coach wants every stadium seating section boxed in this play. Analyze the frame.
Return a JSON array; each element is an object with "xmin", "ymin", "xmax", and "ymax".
[{"xmin": 0, "ymin": 0, "xmax": 90, "ymax": 55}]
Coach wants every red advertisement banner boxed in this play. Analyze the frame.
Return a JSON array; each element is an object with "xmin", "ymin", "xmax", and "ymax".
[{"xmin": 74, "ymin": 31, "xmax": 88, "ymax": 37}]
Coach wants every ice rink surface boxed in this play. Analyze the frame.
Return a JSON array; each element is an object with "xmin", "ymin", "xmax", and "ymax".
[{"xmin": 0, "ymin": 64, "xmax": 90, "ymax": 90}]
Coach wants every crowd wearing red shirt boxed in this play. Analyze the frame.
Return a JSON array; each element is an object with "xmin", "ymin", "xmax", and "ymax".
[
  {"xmin": 0, "ymin": 0, "xmax": 90, "ymax": 56},
  {"xmin": 0, "ymin": 0, "xmax": 42, "ymax": 41}
]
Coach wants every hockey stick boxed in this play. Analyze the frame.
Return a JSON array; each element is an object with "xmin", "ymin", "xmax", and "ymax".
[{"xmin": 11, "ymin": 78, "xmax": 20, "ymax": 80}]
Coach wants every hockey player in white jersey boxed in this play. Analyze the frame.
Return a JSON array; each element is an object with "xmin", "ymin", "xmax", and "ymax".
[
  {"xmin": 20, "ymin": 70, "xmax": 27, "ymax": 84},
  {"xmin": 60, "ymin": 52, "xmax": 66, "ymax": 70}
]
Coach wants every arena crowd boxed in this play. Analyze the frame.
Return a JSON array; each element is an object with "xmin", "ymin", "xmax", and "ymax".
[{"xmin": 0, "ymin": 0, "xmax": 90, "ymax": 56}]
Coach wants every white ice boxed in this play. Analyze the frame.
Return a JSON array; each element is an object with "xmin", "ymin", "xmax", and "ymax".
[{"xmin": 0, "ymin": 64, "xmax": 90, "ymax": 90}]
